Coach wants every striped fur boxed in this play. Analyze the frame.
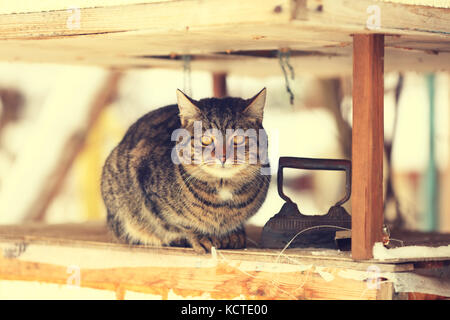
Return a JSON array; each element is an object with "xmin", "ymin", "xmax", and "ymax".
[{"xmin": 101, "ymin": 89, "xmax": 270, "ymax": 253}]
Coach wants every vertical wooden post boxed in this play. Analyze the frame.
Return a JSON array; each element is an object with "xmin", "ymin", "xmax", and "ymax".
[
  {"xmin": 212, "ymin": 72, "xmax": 227, "ymax": 98},
  {"xmin": 352, "ymin": 34, "xmax": 384, "ymax": 260}
]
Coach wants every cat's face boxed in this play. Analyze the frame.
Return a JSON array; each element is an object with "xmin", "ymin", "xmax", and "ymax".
[{"xmin": 175, "ymin": 88, "xmax": 268, "ymax": 180}]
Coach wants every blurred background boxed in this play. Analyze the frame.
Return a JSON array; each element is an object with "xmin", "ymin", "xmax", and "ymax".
[{"xmin": 0, "ymin": 62, "xmax": 448, "ymax": 232}]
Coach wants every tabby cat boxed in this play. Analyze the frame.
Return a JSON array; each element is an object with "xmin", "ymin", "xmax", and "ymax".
[{"xmin": 101, "ymin": 88, "xmax": 270, "ymax": 253}]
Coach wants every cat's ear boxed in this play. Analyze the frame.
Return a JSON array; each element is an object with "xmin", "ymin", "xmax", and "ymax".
[
  {"xmin": 243, "ymin": 88, "xmax": 266, "ymax": 122},
  {"xmin": 176, "ymin": 89, "xmax": 201, "ymax": 126}
]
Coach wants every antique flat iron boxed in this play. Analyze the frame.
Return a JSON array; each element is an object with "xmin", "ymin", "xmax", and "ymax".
[{"xmin": 261, "ymin": 157, "xmax": 352, "ymax": 249}]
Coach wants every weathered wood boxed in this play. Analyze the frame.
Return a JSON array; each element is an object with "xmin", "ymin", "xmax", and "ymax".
[
  {"xmin": 0, "ymin": 0, "xmax": 290, "ymax": 39},
  {"xmin": 351, "ymin": 34, "xmax": 385, "ymax": 260},
  {"xmin": 0, "ymin": 223, "xmax": 413, "ymax": 271},
  {"xmin": 0, "ymin": 222, "xmax": 407, "ymax": 300},
  {"xmin": 0, "ymin": 0, "xmax": 170, "ymax": 15},
  {"xmin": 2, "ymin": 0, "xmax": 448, "ymax": 16},
  {"xmin": 0, "ymin": 0, "xmax": 448, "ymax": 75},
  {"xmin": 1, "ymin": 0, "xmax": 448, "ymax": 39},
  {"xmin": 377, "ymin": 282, "xmax": 395, "ymax": 300},
  {"xmin": 2, "ymin": 222, "xmax": 450, "ymax": 264},
  {"xmin": 2, "ymin": 223, "xmax": 450, "ymax": 299},
  {"xmin": 0, "ymin": 254, "xmax": 382, "ymax": 300},
  {"xmin": 294, "ymin": 0, "xmax": 450, "ymax": 36}
]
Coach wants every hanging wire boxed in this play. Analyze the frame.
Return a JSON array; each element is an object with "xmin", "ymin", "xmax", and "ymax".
[
  {"xmin": 278, "ymin": 49, "xmax": 295, "ymax": 105},
  {"xmin": 182, "ymin": 55, "xmax": 192, "ymax": 96}
]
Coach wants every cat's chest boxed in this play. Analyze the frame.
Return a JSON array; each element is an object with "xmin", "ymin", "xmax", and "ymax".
[{"xmin": 216, "ymin": 187, "xmax": 233, "ymax": 201}]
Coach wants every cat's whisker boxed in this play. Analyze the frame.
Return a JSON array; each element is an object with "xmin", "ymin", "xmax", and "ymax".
[
  {"xmin": 173, "ymin": 165, "xmax": 207, "ymax": 199},
  {"xmin": 175, "ymin": 169, "xmax": 197, "ymax": 193}
]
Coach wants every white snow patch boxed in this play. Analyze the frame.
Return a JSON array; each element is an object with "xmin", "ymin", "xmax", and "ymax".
[{"xmin": 373, "ymin": 242, "xmax": 450, "ymax": 261}]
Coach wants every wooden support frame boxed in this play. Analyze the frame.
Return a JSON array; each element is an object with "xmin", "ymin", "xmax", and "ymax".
[
  {"xmin": 0, "ymin": 0, "xmax": 448, "ymax": 75},
  {"xmin": 351, "ymin": 34, "xmax": 385, "ymax": 260}
]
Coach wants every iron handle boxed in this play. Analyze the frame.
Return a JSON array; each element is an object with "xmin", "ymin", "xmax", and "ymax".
[{"xmin": 277, "ymin": 157, "xmax": 352, "ymax": 206}]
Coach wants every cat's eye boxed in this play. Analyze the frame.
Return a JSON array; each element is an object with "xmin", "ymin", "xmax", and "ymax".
[
  {"xmin": 201, "ymin": 135, "xmax": 214, "ymax": 146},
  {"xmin": 233, "ymin": 135, "xmax": 245, "ymax": 145}
]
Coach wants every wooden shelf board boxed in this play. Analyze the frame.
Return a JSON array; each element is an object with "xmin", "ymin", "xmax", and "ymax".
[
  {"xmin": 0, "ymin": 222, "xmax": 395, "ymax": 299},
  {"xmin": 0, "ymin": 222, "xmax": 423, "ymax": 270},
  {"xmin": 0, "ymin": 0, "xmax": 448, "ymax": 75},
  {"xmin": 2, "ymin": 222, "xmax": 450, "ymax": 299}
]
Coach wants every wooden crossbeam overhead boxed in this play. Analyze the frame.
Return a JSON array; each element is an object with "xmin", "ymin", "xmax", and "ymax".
[
  {"xmin": 1, "ymin": 0, "xmax": 449, "ymax": 16},
  {"xmin": 0, "ymin": 0, "xmax": 448, "ymax": 75}
]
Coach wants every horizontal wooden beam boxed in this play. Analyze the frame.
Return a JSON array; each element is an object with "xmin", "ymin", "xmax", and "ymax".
[
  {"xmin": 1, "ymin": 0, "xmax": 449, "ymax": 16},
  {"xmin": 294, "ymin": 0, "xmax": 450, "ymax": 37},
  {"xmin": 0, "ymin": 0, "xmax": 291, "ymax": 40},
  {"xmin": 2, "ymin": 223, "xmax": 450, "ymax": 299},
  {"xmin": 0, "ymin": 222, "xmax": 415, "ymax": 300},
  {"xmin": 0, "ymin": 0, "xmax": 167, "ymax": 15},
  {"xmin": 1, "ymin": 0, "xmax": 448, "ymax": 39},
  {"xmin": 0, "ymin": 223, "xmax": 416, "ymax": 268},
  {"xmin": 0, "ymin": 0, "xmax": 447, "ymax": 74}
]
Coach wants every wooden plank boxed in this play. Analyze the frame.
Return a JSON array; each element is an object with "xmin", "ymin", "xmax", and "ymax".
[
  {"xmin": 0, "ymin": 0, "xmax": 447, "ymax": 74},
  {"xmin": 0, "ymin": 222, "xmax": 406, "ymax": 300},
  {"xmin": 1, "ymin": 0, "xmax": 448, "ymax": 16},
  {"xmin": 1, "ymin": 38, "xmax": 448, "ymax": 77},
  {"xmin": 0, "ymin": 0, "xmax": 171, "ymax": 15},
  {"xmin": 0, "ymin": 223, "xmax": 448, "ymax": 298},
  {"xmin": 293, "ymin": 0, "xmax": 450, "ymax": 36},
  {"xmin": 377, "ymin": 282, "xmax": 395, "ymax": 300},
  {"xmin": 0, "ymin": 0, "xmax": 448, "ymax": 40},
  {"xmin": 351, "ymin": 34, "xmax": 385, "ymax": 260},
  {"xmin": 0, "ymin": 253, "xmax": 381, "ymax": 300},
  {"xmin": 0, "ymin": 0, "xmax": 291, "ymax": 40},
  {"xmin": 378, "ymin": 0, "xmax": 449, "ymax": 8},
  {"xmin": 0, "ymin": 223, "xmax": 414, "ymax": 272},
  {"xmin": 1, "ymin": 226, "xmax": 445, "ymax": 299},
  {"xmin": 3, "ymin": 222, "xmax": 450, "ymax": 264}
]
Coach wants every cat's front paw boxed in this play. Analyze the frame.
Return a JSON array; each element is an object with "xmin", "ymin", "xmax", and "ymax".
[
  {"xmin": 187, "ymin": 229, "xmax": 246, "ymax": 254},
  {"xmin": 220, "ymin": 228, "xmax": 246, "ymax": 250},
  {"xmin": 187, "ymin": 234, "xmax": 221, "ymax": 254}
]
